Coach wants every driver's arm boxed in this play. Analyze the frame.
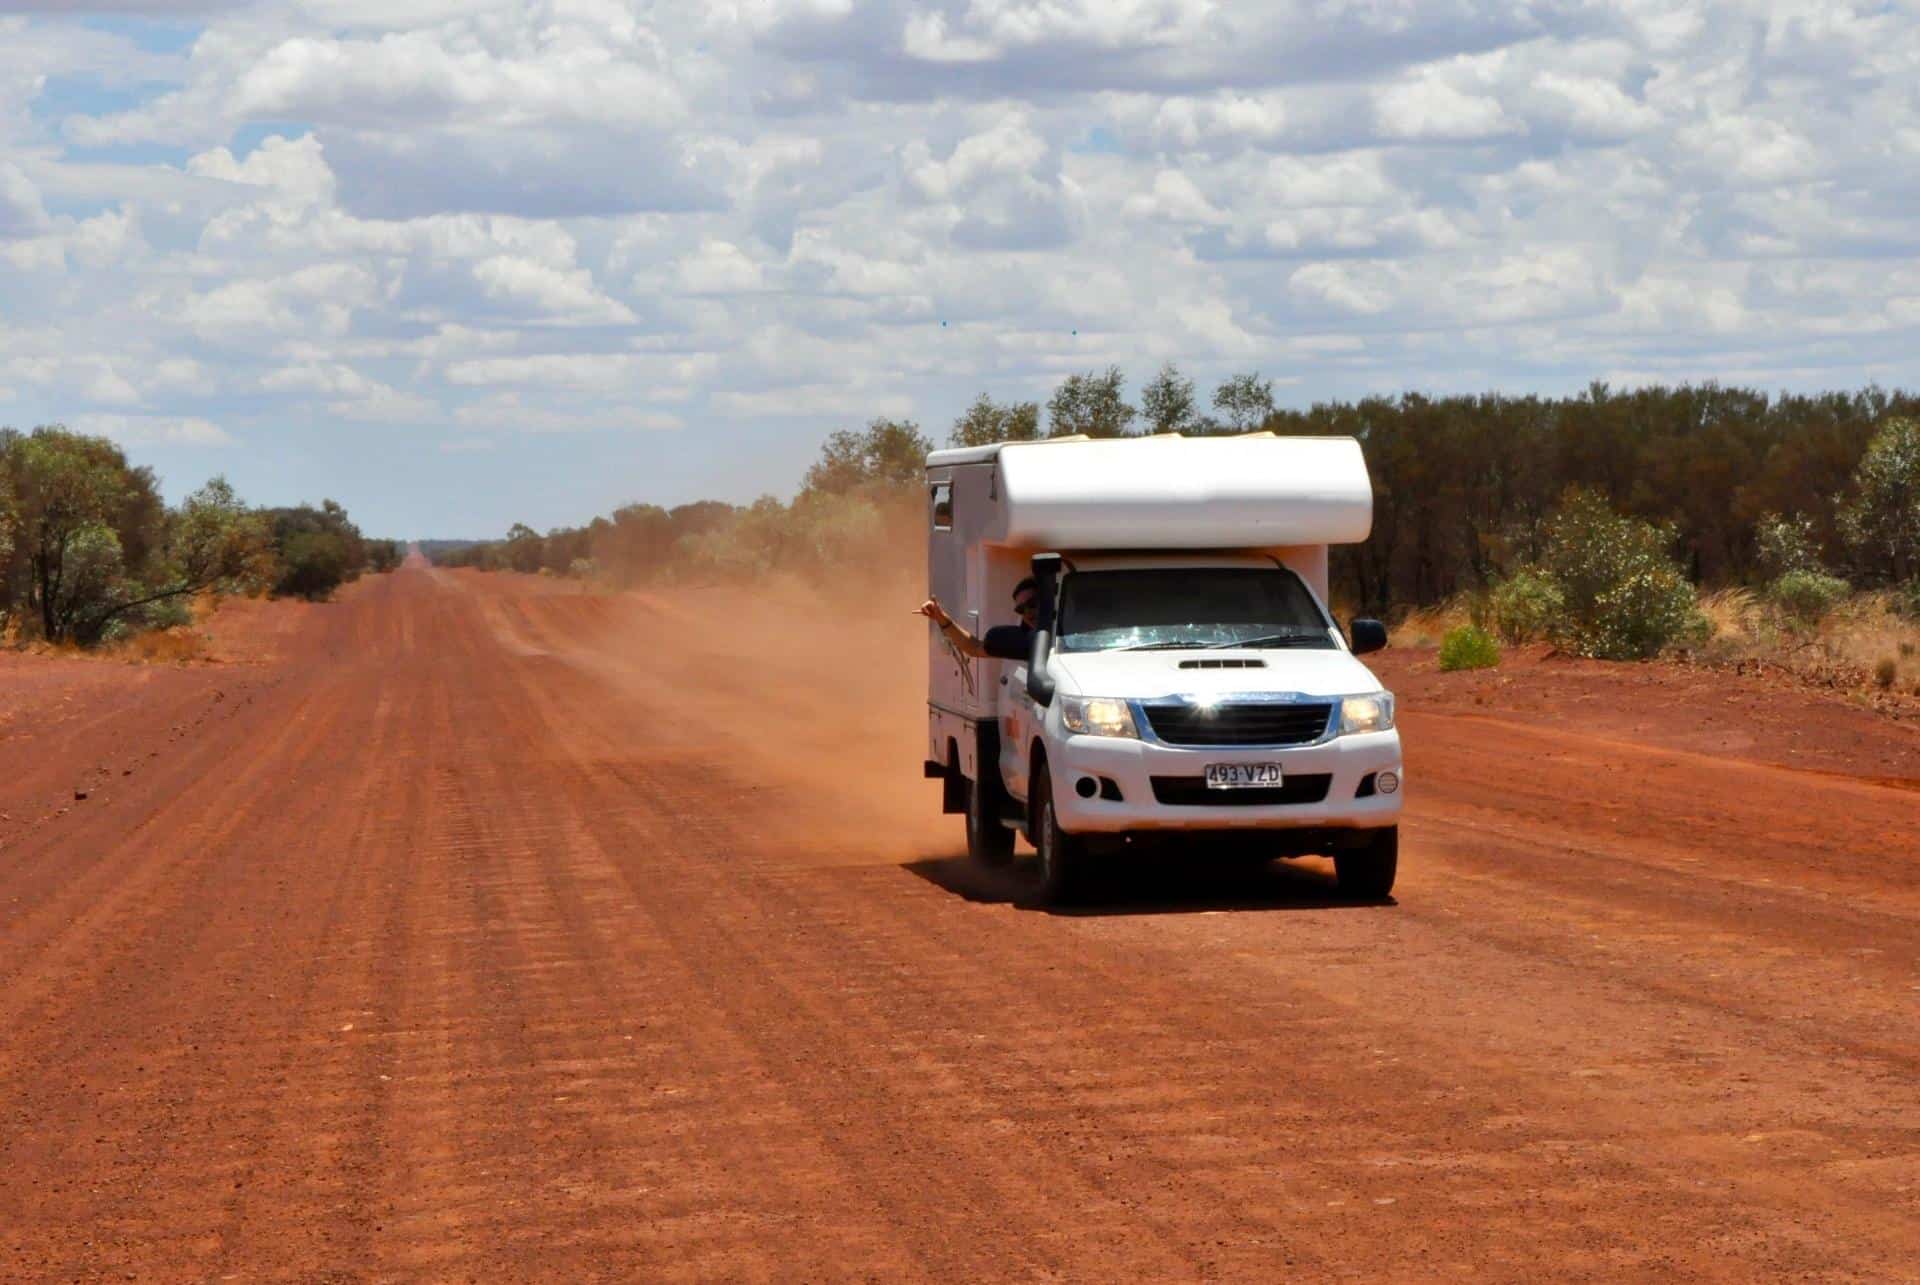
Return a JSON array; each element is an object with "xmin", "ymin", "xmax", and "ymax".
[{"xmin": 919, "ymin": 598, "xmax": 989, "ymax": 659}]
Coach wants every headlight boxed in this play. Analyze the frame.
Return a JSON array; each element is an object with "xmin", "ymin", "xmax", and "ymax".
[
  {"xmin": 1339, "ymin": 691, "xmax": 1396, "ymax": 735},
  {"xmin": 1060, "ymin": 695, "xmax": 1139, "ymax": 739}
]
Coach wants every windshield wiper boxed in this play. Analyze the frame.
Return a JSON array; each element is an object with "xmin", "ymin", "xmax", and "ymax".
[
  {"xmin": 1209, "ymin": 632, "xmax": 1325, "ymax": 649},
  {"xmin": 1118, "ymin": 641, "xmax": 1201, "ymax": 651}
]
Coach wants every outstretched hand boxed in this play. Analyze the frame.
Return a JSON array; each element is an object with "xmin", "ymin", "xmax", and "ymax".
[{"xmin": 917, "ymin": 597, "xmax": 951, "ymax": 628}]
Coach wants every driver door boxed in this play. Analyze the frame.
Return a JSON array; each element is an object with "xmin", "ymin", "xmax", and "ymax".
[{"xmin": 999, "ymin": 664, "xmax": 1035, "ymax": 804}]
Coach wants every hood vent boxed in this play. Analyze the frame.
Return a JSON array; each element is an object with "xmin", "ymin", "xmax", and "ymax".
[{"xmin": 1177, "ymin": 658, "xmax": 1267, "ymax": 669}]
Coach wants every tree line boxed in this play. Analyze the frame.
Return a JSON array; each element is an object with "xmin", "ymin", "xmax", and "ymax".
[
  {"xmin": 947, "ymin": 364, "xmax": 1278, "ymax": 444},
  {"xmin": 1265, "ymin": 383, "xmax": 1919, "ymax": 613},
  {"xmin": 438, "ymin": 373, "xmax": 1274, "ymax": 584},
  {"xmin": 442, "ymin": 370, "xmax": 1920, "ymax": 631},
  {"xmin": 1, "ymin": 425, "xmax": 401, "ymax": 646},
  {"xmin": 434, "ymin": 423, "xmax": 926, "ymax": 587},
  {"xmin": 944, "ymin": 370, "xmax": 1919, "ymax": 612}
]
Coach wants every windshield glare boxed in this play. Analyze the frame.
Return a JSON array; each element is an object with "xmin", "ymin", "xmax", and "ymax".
[{"xmin": 1055, "ymin": 567, "xmax": 1334, "ymax": 653}]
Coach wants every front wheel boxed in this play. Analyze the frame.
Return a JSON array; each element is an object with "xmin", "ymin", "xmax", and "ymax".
[
  {"xmin": 1032, "ymin": 762, "xmax": 1090, "ymax": 905},
  {"xmin": 965, "ymin": 766, "xmax": 1015, "ymax": 868},
  {"xmin": 1334, "ymin": 826, "xmax": 1398, "ymax": 901}
]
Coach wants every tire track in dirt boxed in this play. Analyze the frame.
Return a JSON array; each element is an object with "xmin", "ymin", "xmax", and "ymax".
[
  {"xmin": 0, "ymin": 589, "xmax": 420, "ymax": 1273},
  {"xmin": 0, "ymin": 672, "xmax": 278, "ymax": 945},
  {"xmin": 0, "ymin": 668, "xmax": 345, "ymax": 1072},
  {"xmin": 495, "ymin": 595, "xmax": 1904, "ymax": 1275}
]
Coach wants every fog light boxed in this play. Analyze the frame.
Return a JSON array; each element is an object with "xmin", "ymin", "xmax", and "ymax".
[
  {"xmin": 1075, "ymin": 775, "xmax": 1098, "ymax": 799},
  {"xmin": 1377, "ymin": 770, "xmax": 1400, "ymax": 795}
]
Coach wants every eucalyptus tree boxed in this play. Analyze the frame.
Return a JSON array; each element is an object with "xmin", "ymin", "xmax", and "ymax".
[
  {"xmin": 1140, "ymin": 362, "xmax": 1199, "ymax": 435},
  {"xmin": 1046, "ymin": 367, "xmax": 1135, "ymax": 438},
  {"xmin": 1212, "ymin": 372, "xmax": 1275, "ymax": 433},
  {"xmin": 949, "ymin": 393, "xmax": 1040, "ymax": 447}
]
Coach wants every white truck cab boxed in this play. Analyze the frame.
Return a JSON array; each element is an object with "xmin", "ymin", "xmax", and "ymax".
[{"xmin": 923, "ymin": 433, "xmax": 1403, "ymax": 903}]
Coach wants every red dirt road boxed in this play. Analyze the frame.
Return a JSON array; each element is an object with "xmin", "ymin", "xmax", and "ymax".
[{"xmin": 4, "ymin": 565, "xmax": 1918, "ymax": 1280}]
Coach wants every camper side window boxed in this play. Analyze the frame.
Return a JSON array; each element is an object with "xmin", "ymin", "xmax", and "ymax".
[{"xmin": 930, "ymin": 482, "xmax": 953, "ymax": 530}]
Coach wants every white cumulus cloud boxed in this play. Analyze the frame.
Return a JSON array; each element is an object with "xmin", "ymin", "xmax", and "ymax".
[
  {"xmin": 70, "ymin": 413, "xmax": 237, "ymax": 447},
  {"xmin": 1, "ymin": 0, "xmax": 1917, "ymax": 534}
]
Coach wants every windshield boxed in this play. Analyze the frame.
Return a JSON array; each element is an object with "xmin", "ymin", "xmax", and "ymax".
[{"xmin": 1055, "ymin": 567, "xmax": 1335, "ymax": 653}]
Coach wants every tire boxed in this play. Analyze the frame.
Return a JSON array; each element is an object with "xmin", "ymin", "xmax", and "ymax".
[
  {"xmin": 1031, "ymin": 761, "xmax": 1090, "ymax": 905},
  {"xmin": 1334, "ymin": 826, "xmax": 1398, "ymax": 901},
  {"xmin": 964, "ymin": 763, "xmax": 1016, "ymax": 868}
]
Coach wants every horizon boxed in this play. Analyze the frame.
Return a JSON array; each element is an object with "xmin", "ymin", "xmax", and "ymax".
[{"xmin": 5, "ymin": 2, "xmax": 1918, "ymax": 537}]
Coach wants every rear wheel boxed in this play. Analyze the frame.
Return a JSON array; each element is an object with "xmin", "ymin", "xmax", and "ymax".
[
  {"xmin": 964, "ymin": 760, "xmax": 1015, "ymax": 868},
  {"xmin": 1032, "ymin": 762, "xmax": 1090, "ymax": 905},
  {"xmin": 1334, "ymin": 826, "xmax": 1398, "ymax": 901}
]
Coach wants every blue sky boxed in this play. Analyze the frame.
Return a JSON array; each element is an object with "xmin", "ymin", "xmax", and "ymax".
[{"xmin": 3, "ymin": 1, "xmax": 1919, "ymax": 538}]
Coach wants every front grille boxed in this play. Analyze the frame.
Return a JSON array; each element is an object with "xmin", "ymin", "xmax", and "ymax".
[
  {"xmin": 1150, "ymin": 774, "xmax": 1333, "ymax": 807},
  {"xmin": 1140, "ymin": 701, "xmax": 1333, "ymax": 746}
]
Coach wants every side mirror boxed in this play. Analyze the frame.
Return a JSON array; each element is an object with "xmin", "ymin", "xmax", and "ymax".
[{"xmin": 1348, "ymin": 617, "xmax": 1388, "ymax": 655}]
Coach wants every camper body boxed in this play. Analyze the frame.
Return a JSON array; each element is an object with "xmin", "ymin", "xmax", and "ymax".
[{"xmin": 924, "ymin": 433, "xmax": 1403, "ymax": 901}]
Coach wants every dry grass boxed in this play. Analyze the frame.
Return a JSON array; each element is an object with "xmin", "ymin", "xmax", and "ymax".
[
  {"xmin": 5, "ymin": 588, "xmax": 223, "ymax": 663},
  {"xmin": 1819, "ymin": 592, "xmax": 1920, "ymax": 696},
  {"xmin": 17, "ymin": 638, "xmax": 88, "ymax": 661},
  {"xmin": 1391, "ymin": 582, "xmax": 1919, "ymax": 705},
  {"xmin": 114, "ymin": 627, "xmax": 210, "ymax": 665},
  {"xmin": 1695, "ymin": 588, "xmax": 1920, "ymax": 702},
  {"xmin": 1696, "ymin": 587, "xmax": 1763, "ymax": 644},
  {"xmin": 1393, "ymin": 595, "xmax": 1477, "ymax": 648}
]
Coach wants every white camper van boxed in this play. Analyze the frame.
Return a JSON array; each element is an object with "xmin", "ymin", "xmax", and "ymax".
[{"xmin": 923, "ymin": 433, "xmax": 1403, "ymax": 903}]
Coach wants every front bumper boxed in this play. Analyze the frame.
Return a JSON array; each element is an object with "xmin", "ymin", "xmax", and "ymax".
[{"xmin": 1047, "ymin": 728, "xmax": 1403, "ymax": 834}]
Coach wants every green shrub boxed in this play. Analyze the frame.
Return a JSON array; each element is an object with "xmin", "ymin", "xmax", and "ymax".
[
  {"xmin": 129, "ymin": 594, "xmax": 194, "ymax": 632},
  {"xmin": 1837, "ymin": 417, "xmax": 1920, "ymax": 585},
  {"xmin": 1897, "ymin": 580, "xmax": 1920, "ymax": 622},
  {"xmin": 1488, "ymin": 568, "xmax": 1565, "ymax": 643},
  {"xmin": 791, "ymin": 490, "xmax": 887, "ymax": 568},
  {"xmin": 1874, "ymin": 658, "xmax": 1897, "ymax": 689},
  {"xmin": 670, "ymin": 527, "xmax": 769, "ymax": 582},
  {"xmin": 1581, "ymin": 568, "xmax": 1712, "ymax": 659},
  {"xmin": 1541, "ymin": 489, "xmax": 1707, "ymax": 660},
  {"xmin": 274, "ymin": 530, "xmax": 352, "ymax": 600},
  {"xmin": 365, "ymin": 539, "xmax": 403, "ymax": 573},
  {"xmin": 1438, "ymin": 624, "xmax": 1501, "ymax": 671},
  {"xmin": 53, "ymin": 523, "xmax": 127, "ymax": 626},
  {"xmin": 91, "ymin": 592, "xmax": 196, "ymax": 643},
  {"xmin": 503, "ymin": 523, "xmax": 544, "ymax": 574},
  {"xmin": 1767, "ymin": 569, "xmax": 1851, "ymax": 626},
  {"xmin": 1754, "ymin": 512, "xmax": 1820, "ymax": 579}
]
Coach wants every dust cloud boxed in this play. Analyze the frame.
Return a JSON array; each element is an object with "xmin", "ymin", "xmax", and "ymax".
[{"xmin": 493, "ymin": 562, "xmax": 967, "ymax": 867}]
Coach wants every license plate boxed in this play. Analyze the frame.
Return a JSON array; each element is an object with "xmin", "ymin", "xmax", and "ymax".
[{"xmin": 1205, "ymin": 763, "xmax": 1283, "ymax": 789}]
